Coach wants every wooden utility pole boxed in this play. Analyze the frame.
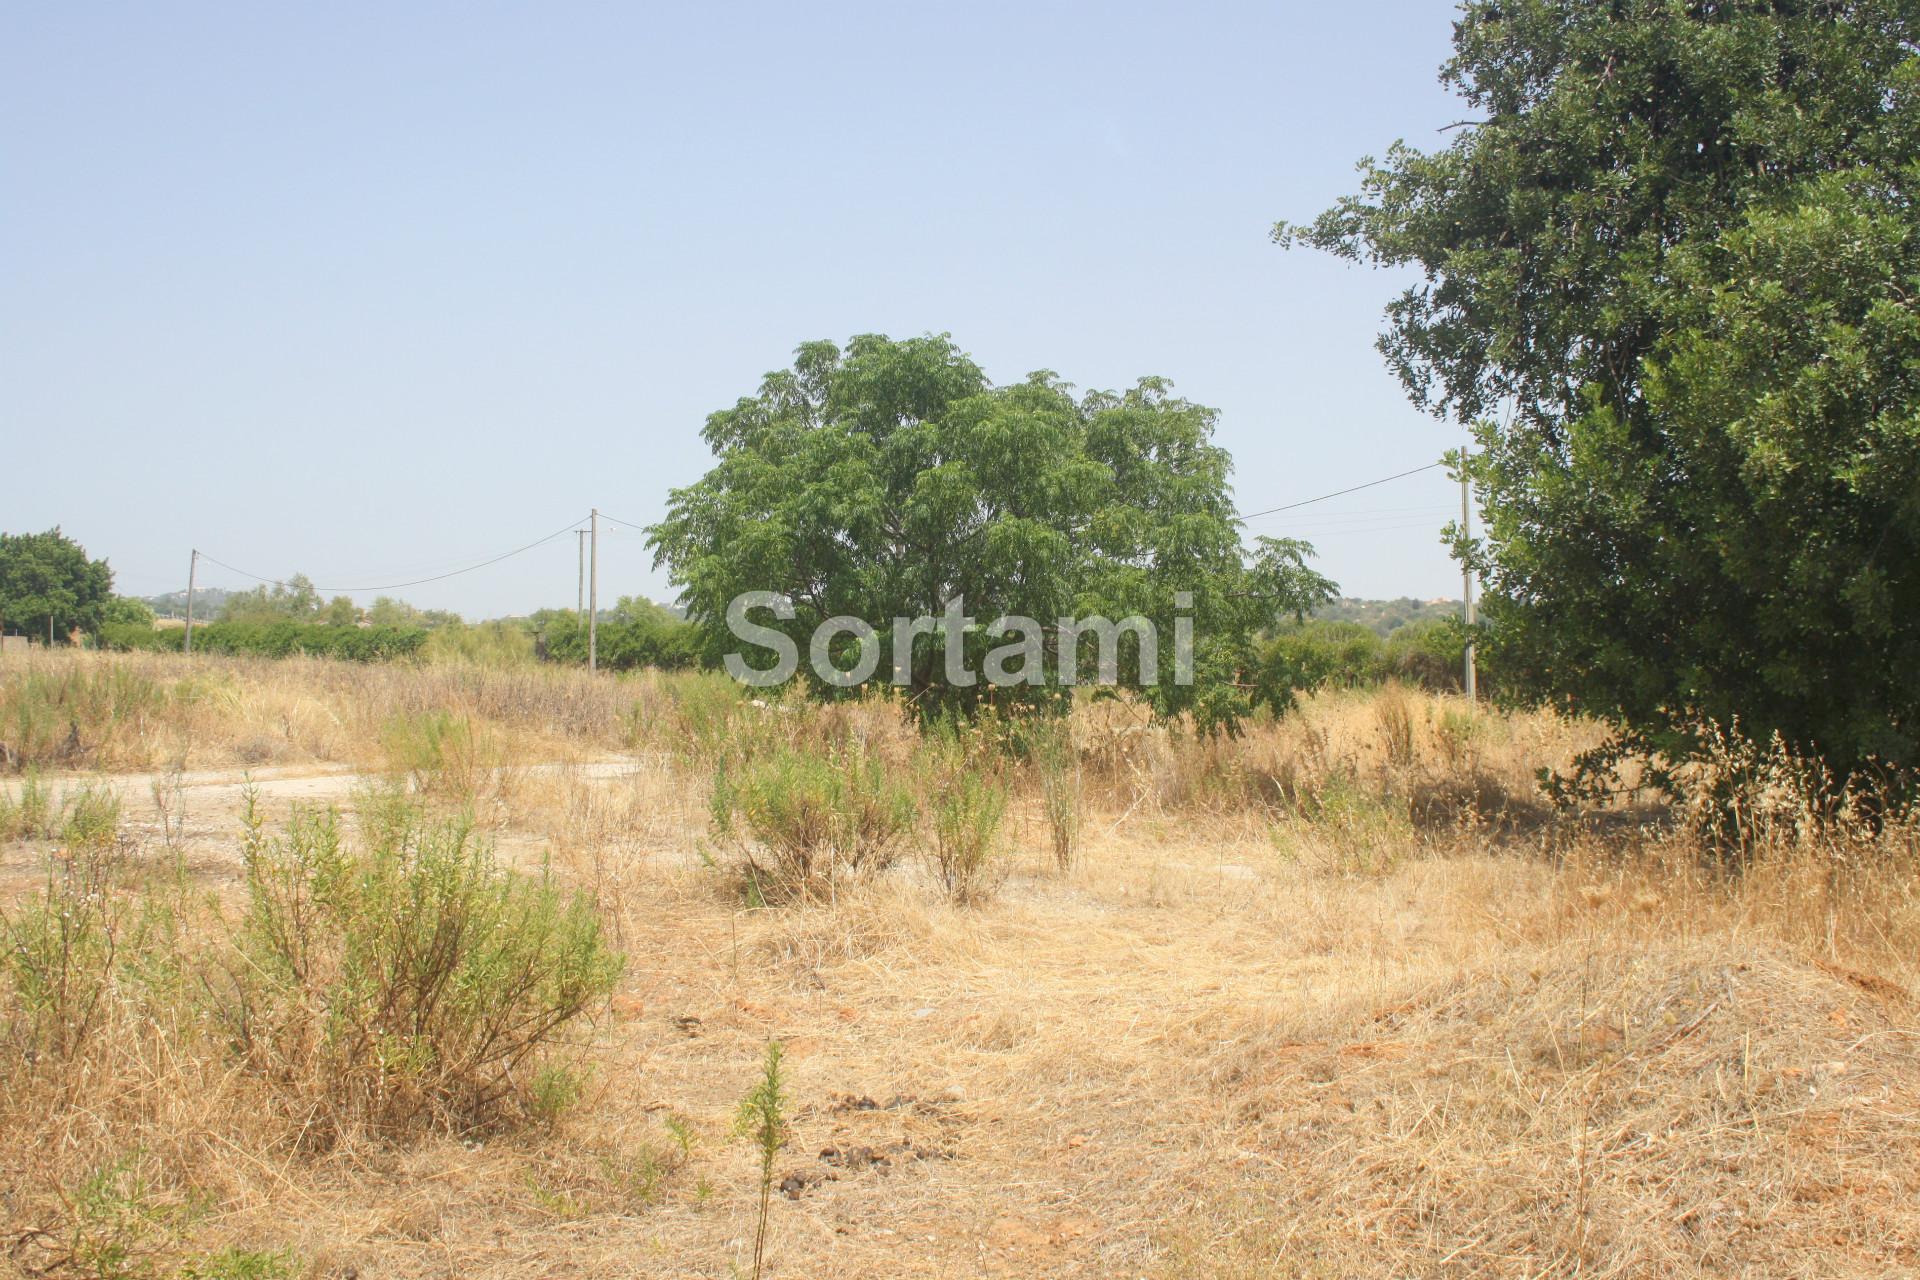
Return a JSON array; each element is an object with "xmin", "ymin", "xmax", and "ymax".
[
  {"xmin": 588, "ymin": 509, "xmax": 599, "ymax": 673},
  {"xmin": 184, "ymin": 549, "xmax": 198, "ymax": 655},
  {"xmin": 1461, "ymin": 452, "xmax": 1477, "ymax": 701}
]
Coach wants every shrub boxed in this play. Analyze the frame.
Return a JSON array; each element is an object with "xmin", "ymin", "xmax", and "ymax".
[
  {"xmin": 0, "ymin": 663, "xmax": 168, "ymax": 771},
  {"xmin": 226, "ymin": 799, "xmax": 621, "ymax": 1140},
  {"xmin": 379, "ymin": 711, "xmax": 506, "ymax": 801},
  {"xmin": 1383, "ymin": 618, "xmax": 1467, "ymax": 692},
  {"xmin": 1, "ymin": 838, "xmax": 125, "ymax": 1067},
  {"xmin": 1259, "ymin": 621, "xmax": 1386, "ymax": 696},
  {"xmin": 1018, "ymin": 718, "xmax": 1084, "ymax": 870},
  {"xmin": 711, "ymin": 744, "xmax": 916, "ymax": 901},
  {"xmin": 101, "ymin": 621, "xmax": 427, "ymax": 663},
  {"xmin": 926, "ymin": 771, "xmax": 1010, "ymax": 904},
  {"xmin": 0, "ymin": 770, "xmax": 54, "ymax": 839},
  {"xmin": 421, "ymin": 621, "xmax": 536, "ymax": 668},
  {"xmin": 536, "ymin": 602, "xmax": 702, "ymax": 673}
]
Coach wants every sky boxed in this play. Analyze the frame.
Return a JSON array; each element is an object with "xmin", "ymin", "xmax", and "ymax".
[{"xmin": 3, "ymin": 1, "xmax": 1473, "ymax": 618}]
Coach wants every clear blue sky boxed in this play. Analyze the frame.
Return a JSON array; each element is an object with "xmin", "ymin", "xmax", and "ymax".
[{"xmin": 4, "ymin": 1, "xmax": 1471, "ymax": 617}]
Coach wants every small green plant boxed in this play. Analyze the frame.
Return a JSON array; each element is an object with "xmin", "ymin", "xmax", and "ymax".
[
  {"xmin": 528, "ymin": 1063, "xmax": 588, "ymax": 1125},
  {"xmin": 1304, "ymin": 771, "xmax": 1411, "ymax": 877},
  {"xmin": 522, "ymin": 1171, "xmax": 590, "ymax": 1220},
  {"xmin": 176, "ymin": 1248, "xmax": 302, "ymax": 1280},
  {"xmin": 733, "ymin": 1041, "xmax": 789, "ymax": 1280},
  {"xmin": 0, "ymin": 770, "xmax": 54, "ymax": 840},
  {"xmin": 62, "ymin": 783, "xmax": 123, "ymax": 848},
  {"xmin": 58, "ymin": 1154, "xmax": 163, "ymax": 1279}
]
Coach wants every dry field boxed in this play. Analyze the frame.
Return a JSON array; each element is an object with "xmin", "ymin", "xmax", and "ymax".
[{"xmin": 2, "ymin": 650, "xmax": 1917, "ymax": 1278}]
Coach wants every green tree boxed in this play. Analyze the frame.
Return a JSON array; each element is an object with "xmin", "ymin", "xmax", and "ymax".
[
  {"xmin": 0, "ymin": 528, "xmax": 114, "ymax": 643},
  {"xmin": 1283, "ymin": 1, "xmax": 1920, "ymax": 780},
  {"xmin": 366, "ymin": 596, "xmax": 419, "ymax": 627},
  {"xmin": 100, "ymin": 596, "xmax": 156, "ymax": 629},
  {"xmin": 648, "ymin": 334, "xmax": 1335, "ymax": 729},
  {"xmin": 220, "ymin": 573, "xmax": 322, "ymax": 623},
  {"xmin": 323, "ymin": 595, "xmax": 360, "ymax": 627}
]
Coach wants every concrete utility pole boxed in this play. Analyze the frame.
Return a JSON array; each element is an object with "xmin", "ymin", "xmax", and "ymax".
[
  {"xmin": 184, "ymin": 549, "xmax": 198, "ymax": 655},
  {"xmin": 577, "ymin": 530, "xmax": 587, "ymax": 621},
  {"xmin": 1461, "ymin": 449, "xmax": 1477, "ymax": 701},
  {"xmin": 588, "ymin": 509, "xmax": 599, "ymax": 673}
]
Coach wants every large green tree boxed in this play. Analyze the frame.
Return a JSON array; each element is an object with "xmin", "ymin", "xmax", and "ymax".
[
  {"xmin": 1284, "ymin": 0, "xmax": 1920, "ymax": 779},
  {"xmin": 0, "ymin": 528, "xmax": 114, "ymax": 643},
  {"xmin": 648, "ymin": 334, "xmax": 1335, "ymax": 728}
]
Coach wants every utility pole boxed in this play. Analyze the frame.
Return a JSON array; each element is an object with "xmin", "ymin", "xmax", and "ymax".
[
  {"xmin": 588, "ymin": 509, "xmax": 599, "ymax": 673},
  {"xmin": 1461, "ymin": 449, "xmax": 1477, "ymax": 701},
  {"xmin": 184, "ymin": 549, "xmax": 198, "ymax": 655},
  {"xmin": 576, "ymin": 530, "xmax": 587, "ymax": 621}
]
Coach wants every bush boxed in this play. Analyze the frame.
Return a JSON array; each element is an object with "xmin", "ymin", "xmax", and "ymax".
[
  {"xmin": 421, "ymin": 620, "xmax": 536, "ymax": 667},
  {"xmin": 711, "ymin": 744, "xmax": 916, "ymax": 901},
  {"xmin": 533, "ymin": 598, "xmax": 703, "ymax": 674},
  {"xmin": 0, "ymin": 839, "xmax": 124, "ymax": 1067},
  {"xmin": 926, "ymin": 771, "xmax": 1010, "ymax": 904},
  {"xmin": 1017, "ymin": 718, "xmax": 1084, "ymax": 871},
  {"xmin": 226, "ymin": 797, "xmax": 621, "ymax": 1140},
  {"xmin": 379, "ymin": 712, "xmax": 505, "ymax": 801},
  {"xmin": 0, "ymin": 663, "xmax": 168, "ymax": 771},
  {"xmin": 1259, "ymin": 621, "xmax": 1387, "ymax": 699},
  {"xmin": 100, "ymin": 621, "xmax": 427, "ymax": 662},
  {"xmin": 1383, "ymin": 618, "xmax": 1467, "ymax": 693}
]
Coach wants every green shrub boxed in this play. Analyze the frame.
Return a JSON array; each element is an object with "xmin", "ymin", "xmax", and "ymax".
[
  {"xmin": 61, "ymin": 783, "xmax": 122, "ymax": 847},
  {"xmin": 379, "ymin": 711, "xmax": 503, "ymax": 801},
  {"xmin": 1260, "ymin": 621, "xmax": 1388, "ymax": 692},
  {"xmin": 0, "ymin": 770, "xmax": 54, "ymax": 839},
  {"xmin": 1018, "ymin": 718, "xmax": 1083, "ymax": 871},
  {"xmin": 536, "ymin": 601, "xmax": 702, "ymax": 673},
  {"xmin": 1, "ymin": 839, "xmax": 125, "ymax": 1066},
  {"xmin": 421, "ymin": 621, "xmax": 536, "ymax": 668},
  {"xmin": 926, "ymin": 771, "xmax": 1010, "ymax": 904},
  {"xmin": 711, "ymin": 744, "xmax": 916, "ymax": 901},
  {"xmin": 100, "ymin": 621, "xmax": 427, "ymax": 663},
  {"xmin": 666, "ymin": 672, "xmax": 753, "ymax": 763},
  {"xmin": 1383, "ymin": 617, "xmax": 1467, "ymax": 692},
  {"xmin": 227, "ymin": 799, "xmax": 621, "ymax": 1139},
  {"xmin": 58, "ymin": 1154, "xmax": 166, "ymax": 1279}
]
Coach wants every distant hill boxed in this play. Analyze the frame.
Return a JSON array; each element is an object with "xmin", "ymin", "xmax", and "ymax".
[
  {"xmin": 143, "ymin": 587, "xmax": 231, "ymax": 619},
  {"xmin": 1312, "ymin": 596, "xmax": 1461, "ymax": 636}
]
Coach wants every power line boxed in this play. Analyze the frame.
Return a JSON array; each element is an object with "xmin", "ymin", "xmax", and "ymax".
[
  {"xmin": 604, "ymin": 463, "xmax": 1451, "ymax": 537},
  {"xmin": 195, "ymin": 516, "xmax": 588, "ymax": 595},
  {"xmin": 1236, "ymin": 462, "xmax": 1446, "ymax": 523}
]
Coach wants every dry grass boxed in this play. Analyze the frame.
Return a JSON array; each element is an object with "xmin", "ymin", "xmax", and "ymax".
[{"xmin": 1, "ymin": 652, "xmax": 1916, "ymax": 1278}]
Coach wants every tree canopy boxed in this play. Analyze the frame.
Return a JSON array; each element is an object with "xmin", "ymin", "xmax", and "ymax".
[
  {"xmin": 0, "ymin": 528, "xmax": 114, "ymax": 643},
  {"xmin": 220, "ymin": 573, "xmax": 323, "ymax": 623},
  {"xmin": 1283, "ymin": 0, "xmax": 1920, "ymax": 780},
  {"xmin": 648, "ymin": 334, "xmax": 1335, "ymax": 729}
]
